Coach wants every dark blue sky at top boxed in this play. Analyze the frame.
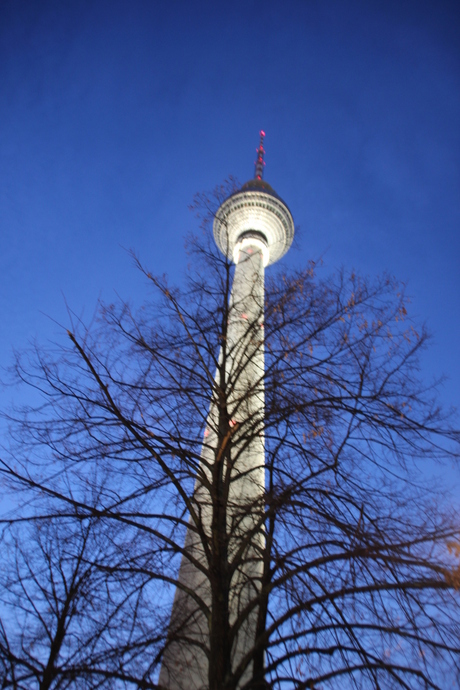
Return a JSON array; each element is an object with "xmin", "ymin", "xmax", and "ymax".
[{"xmin": 0, "ymin": 0, "xmax": 459, "ymax": 422}]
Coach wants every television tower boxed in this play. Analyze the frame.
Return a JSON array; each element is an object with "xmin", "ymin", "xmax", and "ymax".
[{"xmin": 159, "ymin": 132, "xmax": 294, "ymax": 689}]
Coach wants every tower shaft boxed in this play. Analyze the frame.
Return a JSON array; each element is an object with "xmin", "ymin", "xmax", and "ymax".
[{"xmin": 159, "ymin": 241, "xmax": 266, "ymax": 690}]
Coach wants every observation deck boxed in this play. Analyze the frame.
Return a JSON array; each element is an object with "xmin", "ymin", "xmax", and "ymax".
[{"xmin": 213, "ymin": 178, "xmax": 295, "ymax": 266}]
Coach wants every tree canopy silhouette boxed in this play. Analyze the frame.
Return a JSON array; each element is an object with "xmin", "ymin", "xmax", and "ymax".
[{"xmin": 1, "ymin": 187, "xmax": 459, "ymax": 689}]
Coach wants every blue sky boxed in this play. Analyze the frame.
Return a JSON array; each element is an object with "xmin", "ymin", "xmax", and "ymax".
[{"xmin": 0, "ymin": 0, "xmax": 459, "ymax": 420}]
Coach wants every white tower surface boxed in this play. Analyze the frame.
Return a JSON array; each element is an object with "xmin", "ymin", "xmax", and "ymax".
[{"xmin": 159, "ymin": 133, "xmax": 294, "ymax": 690}]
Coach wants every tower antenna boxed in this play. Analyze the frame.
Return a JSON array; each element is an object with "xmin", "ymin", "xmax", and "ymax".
[{"xmin": 254, "ymin": 130, "xmax": 266, "ymax": 180}]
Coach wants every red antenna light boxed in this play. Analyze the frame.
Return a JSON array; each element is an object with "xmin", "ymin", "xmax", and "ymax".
[{"xmin": 254, "ymin": 129, "xmax": 266, "ymax": 180}]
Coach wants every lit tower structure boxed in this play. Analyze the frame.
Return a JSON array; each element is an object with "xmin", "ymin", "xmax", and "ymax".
[{"xmin": 159, "ymin": 132, "xmax": 294, "ymax": 690}]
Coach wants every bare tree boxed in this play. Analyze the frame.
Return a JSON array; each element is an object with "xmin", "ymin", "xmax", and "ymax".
[
  {"xmin": 1, "ymin": 186, "xmax": 459, "ymax": 689},
  {"xmin": 0, "ymin": 508, "xmax": 166, "ymax": 688}
]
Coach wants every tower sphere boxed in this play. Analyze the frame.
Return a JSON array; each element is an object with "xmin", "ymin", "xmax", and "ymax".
[{"xmin": 213, "ymin": 178, "xmax": 295, "ymax": 266}]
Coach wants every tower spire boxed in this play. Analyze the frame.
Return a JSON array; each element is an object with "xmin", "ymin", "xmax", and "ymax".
[{"xmin": 254, "ymin": 130, "xmax": 266, "ymax": 180}]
